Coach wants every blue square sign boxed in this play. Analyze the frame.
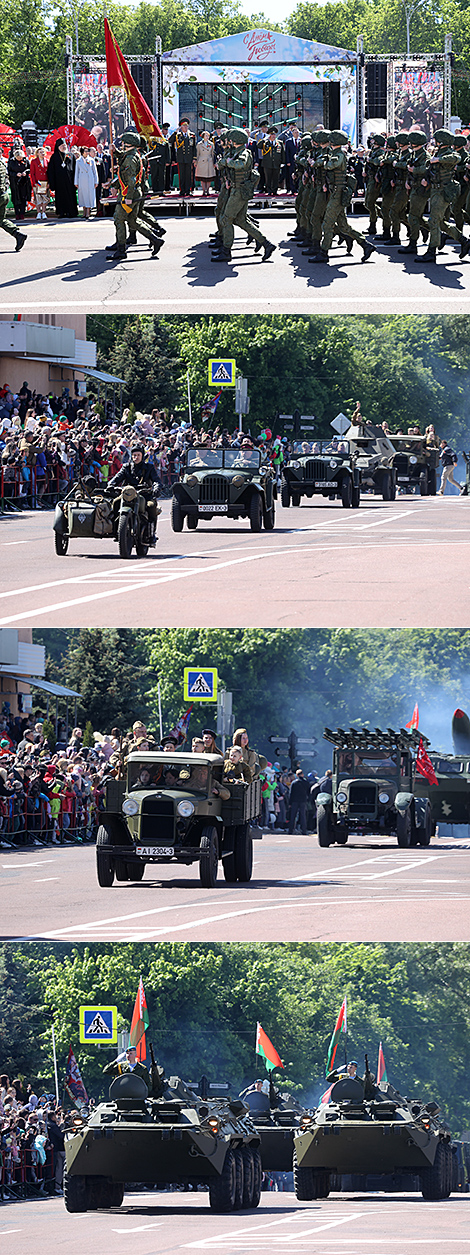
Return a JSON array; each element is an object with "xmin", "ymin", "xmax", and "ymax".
[
  {"xmin": 208, "ymin": 359, "xmax": 236, "ymax": 387},
  {"xmin": 79, "ymin": 1005, "xmax": 118, "ymax": 1044},
  {"xmin": 184, "ymin": 667, "xmax": 218, "ymax": 703}
]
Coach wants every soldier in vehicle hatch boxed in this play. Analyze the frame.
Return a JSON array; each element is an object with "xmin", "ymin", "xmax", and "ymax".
[{"xmin": 103, "ymin": 1046, "xmax": 165, "ymax": 1096}]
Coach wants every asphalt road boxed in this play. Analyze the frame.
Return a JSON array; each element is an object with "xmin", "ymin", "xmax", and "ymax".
[
  {"xmin": 0, "ymin": 493, "xmax": 468, "ymax": 627},
  {"xmin": 1, "ymin": 1190, "xmax": 469, "ymax": 1255},
  {"xmin": 3, "ymin": 214, "xmax": 470, "ymax": 313},
  {"xmin": 3, "ymin": 832, "xmax": 470, "ymax": 942}
]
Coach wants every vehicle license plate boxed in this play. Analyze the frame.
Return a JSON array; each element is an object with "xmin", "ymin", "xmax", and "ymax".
[
  {"xmin": 136, "ymin": 846, "xmax": 173, "ymax": 856},
  {"xmin": 397, "ymin": 476, "xmax": 409, "ymax": 482},
  {"xmin": 199, "ymin": 504, "xmax": 228, "ymax": 512},
  {"xmin": 315, "ymin": 480, "xmax": 333, "ymax": 487}
]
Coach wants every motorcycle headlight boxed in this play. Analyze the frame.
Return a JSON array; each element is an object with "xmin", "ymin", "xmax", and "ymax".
[
  {"xmin": 337, "ymin": 791, "xmax": 347, "ymax": 803},
  {"xmin": 329, "ymin": 459, "xmax": 339, "ymax": 469},
  {"xmin": 122, "ymin": 797, "xmax": 139, "ymax": 816},
  {"xmin": 378, "ymin": 792, "xmax": 390, "ymax": 804},
  {"xmin": 177, "ymin": 800, "xmax": 195, "ymax": 818},
  {"xmin": 291, "ymin": 460, "xmax": 301, "ymax": 469},
  {"xmin": 409, "ymin": 456, "xmax": 417, "ymax": 465}
]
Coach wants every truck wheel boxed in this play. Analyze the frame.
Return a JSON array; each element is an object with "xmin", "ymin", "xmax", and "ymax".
[
  {"xmin": 250, "ymin": 1148, "xmax": 262, "ymax": 1208},
  {"xmin": 317, "ymin": 804, "xmax": 331, "ymax": 847},
  {"xmin": 96, "ymin": 825, "xmax": 115, "ymax": 887},
  {"xmin": 293, "ymin": 1150, "xmax": 316, "ymax": 1201},
  {"xmin": 114, "ymin": 859, "xmax": 130, "ymax": 881},
  {"xmin": 351, "ymin": 484, "xmax": 361, "ymax": 508},
  {"xmin": 421, "ymin": 1141, "xmax": 448, "ymax": 1200},
  {"xmin": 209, "ymin": 1148, "xmax": 237, "ymax": 1211},
  {"xmin": 235, "ymin": 823, "xmax": 253, "ymax": 882},
  {"xmin": 396, "ymin": 810, "xmax": 411, "ymax": 848},
  {"xmin": 249, "ymin": 494, "xmax": 263, "ymax": 532},
  {"xmin": 420, "ymin": 808, "xmax": 432, "ymax": 847},
  {"xmin": 222, "ymin": 826, "xmax": 237, "ymax": 882},
  {"xmin": 233, "ymin": 1147, "xmax": 244, "ymax": 1210},
  {"xmin": 419, "ymin": 471, "xmax": 428, "ymax": 496},
  {"xmin": 187, "ymin": 514, "xmax": 198, "ymax": 530},
  {"xmin": 263, "ymin": 501, "xmax": 275, "ymax": 530},
  {"xmin": 118, "ymin": 513, "xmax": 133, "ymax": 559},
  {"xmin": 428, "ymin": 467, "xmax": 437, "ymax": 496},
  {"xmin": 390, "ymin": 473, "xmax": 397, "ymax": 500},
  {"xmin": 241, "ymin": 1146, "xmax": 254, "ymax": 1208},
  {"xmin": 382, "ymin": 472, "xmax": 392, "ymax": 501},
  {"xmin": 281, "ymin": 480, "xmax": 290, "ymax": 507},
  {"xmin": 54, "ymin": 531, "xmax": 69, "ymax": 555},
  {"xmin": 110, "ymin": 1183, "xmax": 124, "ymax": 1208},
  {"xmin": 127, "ymin": 861, "xmax": 145, "ymax": 881},
  {"xmin": 171, "ymin": 497, "xmax": 184, "ymax": 532},
  {"xmin": 64, "ymin": 1167, "xmax": 88, "ymax": 1213},
  {"xmin": 341, "ymin": 476, "xmax": 352, "ymax": 508},
  {"xmin": 200, "ymin": 825, "xmax": 219, "ymax": 888},
  {"xmin": 291, "ymin": 491, "xmax": 301, "ymax": 507},
  {"xmin": 335, "ymin": 828, "xmax": 348, "ymax": 845}
]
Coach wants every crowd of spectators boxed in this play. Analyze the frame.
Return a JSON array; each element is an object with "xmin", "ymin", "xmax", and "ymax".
[{"xmin": 0, "ymin": 1074, "xmax": 69, "ymax": 1202}]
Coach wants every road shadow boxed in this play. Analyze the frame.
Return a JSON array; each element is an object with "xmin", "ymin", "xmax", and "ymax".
[
  {"xmin": 380, "ymin": 242, "xmax": 468, "ymax": 290},
  {"xmin": 184, "ymin": 239, "xmax": 276, "ymax": 288}
]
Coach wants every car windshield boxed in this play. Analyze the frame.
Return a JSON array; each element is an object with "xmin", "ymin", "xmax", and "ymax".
[
  {"xmin": 337, "ymin": 750, "xmax": 402, "ymax": 780},
  {"xmin": 390, "ymin": 437, "xmax": 425, "ymax": 453},
  {"xmin": 292, "ymin": 440, "xmax": 350, "ymax": 456},
  {"xmin": 224, "ymin": 449, "xmax": 261, "ymax": 469},
  {"xmin": 186, "ymin": 449, "xmax": 224, "ymax": 469},
  {"xmin": 128, "ymin": 758, "xmax": 213, "ymax": 794}
]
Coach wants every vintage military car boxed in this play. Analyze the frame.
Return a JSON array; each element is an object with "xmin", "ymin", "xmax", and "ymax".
[
  {"xmin": 345, "ymin": 420, "xmax": 397, "ymax": 500},
  {"xmin": 64, "ymin": 1072, "xmax": 262, "ymax": 1213},
  {"xmin": 315, "ymin": 726, "xmax": 432, "ymax": 847},
  {"xmin": 388, "ymin": 434, "xmax": 439, "ymax": 495},
  {"xmin": 281, "ymin": 440, "xmax": 361, "ymax": 508},
  {"xmin": 97, "ymin": 751, "xmax": 262, "ymax": 889},
  {"xmin": 171, "ymin": 447, "xmax": 276, "ymax": 531},
  {"xmin": 293, "ymin": 1062, "xmax": 454, "ymax": 1202}
]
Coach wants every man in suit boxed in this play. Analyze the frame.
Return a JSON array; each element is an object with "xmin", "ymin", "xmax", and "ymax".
[{"xmin": 285, "ymin": 126, "xmax": 301, "ymax": 192}]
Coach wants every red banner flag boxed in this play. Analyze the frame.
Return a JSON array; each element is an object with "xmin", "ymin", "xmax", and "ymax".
[
  {"xmin": 377, "ymin": 1041, "xmax": 388, "ymax": 1084},
  {"xmin": 104, "ymin": 19, "xmax": 162, "ymax": 140},
  {"xmin": 416, "ymin": 738, "xmax": 438, "ymax": 786},
  {"xmin": 406, "ymin": 703, "xmax": 419, "ymax": 730},
  {"xmin": 129, "ymin": 977, "xmax": 150, "ymax": 1062}
]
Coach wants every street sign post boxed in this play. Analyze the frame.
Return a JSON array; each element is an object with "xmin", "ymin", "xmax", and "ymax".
[
  {"xmin": 79, "ymin": 1006, "xmax": 118, "ymax": 1044},
  {"xmin": 331, "ymin": 412, "xmax": 350, "ymax": 435},
  {"xmin": 268, "ymin": 732, "xmax": 318, "ymax": 770},
  {"xmin": 208, "ymin": 359, "xmax": 236, "ymax": 387},
  {"xmin": 184, "ymin": 667, "xmax": 218, "ymax": 702},
  {"xmin": 217, "ymin": 689, "xmax": 233, "ymax": 752}
]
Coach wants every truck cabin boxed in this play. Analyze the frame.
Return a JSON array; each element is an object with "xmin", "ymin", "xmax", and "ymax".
[
  {"xmin": 334, "ymin": 749, "xmax": 412, "ymax": 784},
  {"xmin": 127, "ymin": 752, "xmax": 226, "ymax": 798}
]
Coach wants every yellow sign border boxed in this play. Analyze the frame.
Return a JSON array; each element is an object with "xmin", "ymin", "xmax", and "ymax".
[
  {"xmin": 79, "ymin": 1005, "xmax": 118, "ymax": 1044},
  {"xmin": 208, "ymin": 359, "xmax": 236, "ymax": 387},
  {"xmin": 183, "ymin": 667, "xmax": 218, "ymax": 703}
]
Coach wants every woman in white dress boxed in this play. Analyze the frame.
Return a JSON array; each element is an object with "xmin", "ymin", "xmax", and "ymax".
[
  {"xmin": 195, "ymin": 132, "xmax": 215, "ymax": 195},
  {"xmin": 74, "ymin": 146, "xmax": 98, "ymax": 218}
]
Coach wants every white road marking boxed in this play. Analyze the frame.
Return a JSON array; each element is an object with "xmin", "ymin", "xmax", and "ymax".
[
  {"xmin": 34, "ymin": 877, "xmax": 60, "ymax": 882},
  {"xmin": 112, "ymin": 1222, "xmax": 164, "ymax": 1232},
  {"xmin": 2, "ymin": 860, "xmax": 54, "ymax": 869}
]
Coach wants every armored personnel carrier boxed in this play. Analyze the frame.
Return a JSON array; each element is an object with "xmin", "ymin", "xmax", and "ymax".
[
  {"xmin": 64, "ymin": 1072, "xmax": 262, "ymax": 1213},
  {"xmin": 240, "ymin": 1073, "xmax": 309, "ymax": 1172},
  {"xmin": 345, "ymin": 418, "xmax": 397, "ymax": 500},
  {"xmin": 316, "ymin": 726, "xmax": 432, "ymax": 848},
  {"xmin": 293, "ymin": 1063, "xmax": 454, "ymax": 1202},
  {"xmin": 412, "ymin": 708, "xmax": 470, "ymax": 830}
]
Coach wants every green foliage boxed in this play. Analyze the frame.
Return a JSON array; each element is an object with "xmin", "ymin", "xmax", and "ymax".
[
  {"xmin": 41, "ymin": 628, "xmax": 153, "ymax": 734},
  {"xmin": 41, "ymin": 719, "xmax": 56, "ymax": 751},
  {"xmin": 82, "ymin": 720, "xmax": 94, "ymax": 748},
  {"xmin": 101, "ymin": 318, "xmax": 184, "ymax": 413}
]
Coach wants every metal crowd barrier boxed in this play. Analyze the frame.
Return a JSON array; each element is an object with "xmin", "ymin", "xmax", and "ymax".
[
  {"xmin": 0, "ymin": 1142, "xmax": 56, "ymax": 1200},
  {"xmin": 0, "ymin": 794, "xmax": 97, "ymax": 846}
]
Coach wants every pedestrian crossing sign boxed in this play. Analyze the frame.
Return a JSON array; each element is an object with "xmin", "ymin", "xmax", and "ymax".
[
  {"xmin": 184, "ymin": 667, "xmax": 218, "ymax": 702},
  {"xmin": 79, "ymin": 1006, "xmax": 118, "ymax": 1044},
  {"xmin": 208, "ymin": 359, "xmax": 236, "ymax": 387}
]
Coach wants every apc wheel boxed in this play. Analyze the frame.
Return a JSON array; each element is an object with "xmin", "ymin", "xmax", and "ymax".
[
  {"xmin": 281, "ymin": 480, "xmax": 290, "ymax": 507},
  {"xmin": 109, "ymin": 1183, "xmax": 124, "ymax": 1208},
  {"xmin": 250, "ymin": 1148, "xmax": 262, "ymax": 1208},
  {"xmin": 396, "ymin": 809, "xmax": 411, "ymax": 847},
  {"xmin": 263, "ymin": 501, "xmax": 275, "ymax": 530},
  {"xmin": 293, "ymin": 1150, "xmax": 316, "ymax": 1201},
  {"xmin": 241, "ymin": 1146, "xmax": 254, "ymax": 1208},
  {"xmin": 64, "ymin": 1167, "xmax": 88, "ymax": 1213},
  {"xmin": 351, "ymin": 484, "xmax": 361, "ymax": 508},
  {"xmin": 96, "ymin": 825, "xmax": 115, "ymax": 887},
  {"xmin": 341, "ymin": 476, "xmax": 352, "ymax": 508},
  {"xmin": 421, "ymin": 1141, "xmax": 449, "ymax": 1200},
  {"xmin": 233, "ymin": 1148, "xmax": 244, "ymax": 1210},
  {"xmin": 199, "ymin": 825, "xmax": 219, "ymax": 888},
  {"xmin": 419, "ymin": 807, "xmax": 432, "ymax": 846},
  {"xmin": 420, "ymin": 472, "xmax": 428, "ymax": 497},
  {"xmin": 382, "ymin": 471, "xmax": 393, "ymax": 501},
  {"xmin": 235, "ymin": 823, "xmax": 253, "ymax": 882},
  {"xmin": 317, "ymin": 804, "xmax": 331, "ymax": 847},
  {"xmin": 54, "ymin": 531, "xmax": 69, "ymax": 555},
  {"xmin": 171, "ymin": 497, "xmax": 184, "ymax": 532},
  {"xmin": 187, "ymin": 514, "xmax": 198, "ymax": 530},
  {"xmin": 209, "ymin": 1148, "xmax": 237, "ymax": 1212},
  {"xmin": 315, "ymin": 1170, "xmax": 330, "ymax": 1198},
  {"xmin": 118, "ymin": 514, "xmax": 133, "ymax": 559},
  {"xmin": 249, "ymin": 494, "xmax": 263, "ymax": 532}
]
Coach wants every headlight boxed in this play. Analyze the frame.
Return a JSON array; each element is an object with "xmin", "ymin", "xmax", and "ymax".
[
  {"xmin": 186, "ymin": 475, "xmax": 198, "ymax": 486},
  {"xmin": 122, "ymin": 797, "xmax": 139, "ymax": 816},
  {"xmin": 336, "ymin": 791, "xmax": 347, "ymax": 803},
  {"xmin": 409, "ymin": 456, "xmax": 417, "ymax": 465},
  {"xmin": 291, "ymin": 460, "xmax": 300, "ymax": 469},
  {"xmin": 378, "ymin": 792, "xmax": 390, "ymax": 804},
  {"xmin": 208, "ymin": 1117, "xmax": 219, "ymax": 1132},
  {"xmin": 329, "ymin": 459, "xmax": 338, "ymax": 469},
  {"xmin": 177, "ymin": 800, "xmax": 195, "ymax": 818},
  {"xmin": 232, "ymin": 475, "xmax": 244, "ymax": 487}
]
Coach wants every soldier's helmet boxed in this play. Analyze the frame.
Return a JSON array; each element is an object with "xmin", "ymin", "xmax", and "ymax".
[
  {"xmin": 433, "ymin": 128, "xmax": 454, "ymax": 145},
  {"xmin": 314, "ymin": 131, "xmax": 331, "ymax": 144},
  {"xmin": 227, "ymin": 127, "xmax": 248, "ymax": 146},
  {"xmin": 371, "ymin": 133, "xmax": 386, "ymax": 147},
  {"xmin": 396, "ymin": 132, "xmax": 410, "ymax": 146},
  {"xmin": 409, "ymin": 131, "xmax": 427, "ymax": 147},
  {"xmin": 386, "ymin": 136, "xmax": 398, "ymax": 149},
  {"xmin": 121, "ymin": 132, "xmax": 140, "ymax": 148},
  {"xmin": 329, "ymin": 131, "xmax": 349, "ymax": 146},
  {"xmin": 453, "ymin": 134, "xmax": 468, "ymax": 149}
]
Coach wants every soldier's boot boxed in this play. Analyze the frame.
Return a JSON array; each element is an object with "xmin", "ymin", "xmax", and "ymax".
[
  {"xmin": 209, "ymin": 233, "xmax": 223, "ymax": 246},
  {"xmin": 390, "ymin": 232, "xmax": 401, "ymax": 244},
  {"xmin": 153, "ymin": 224, "xmax": 166, "ymax": 237},
  {"xmin": 367, "ymin": 220, "xmax": 377, "ymax": 234},
  {"xmin": 211, "ymin": 246, "xmax": 232, "ymax": 263},
  {"xmin": 303, "ymin": 238, "xmax": 321, "ymax": 256},
  {"xmin": 262, "ymin": 241, "xmax": 276, "ymax": 261},
  {"xmin": 414, "ymin": 246, "xmax": 436, "ymax": 263},
  {"xmin": 421, "ymin": 225, "xmax": 429, "ymax": 243},
  {"xmin": 127, "ymin": 231, "xmax": 138, "ymax": 244},
  {"xmin": 438, "ymin": 232, "xmax": 447, "ymax": 251},
  {"xmin": 459, "ymin": 236, "xmax": 470, "ymax": 260},
  {"xmin": 253, "ymin": 239, "xmax": 263, "ymax": 253},
  {"xmin": 374, "ymin": 229, "xmax": 391, "ymax": 241},
  {"xmin": 287, "ymin": 225, "xmax": 303, "ymax": 237},
  {"xmin": 107, "ymin": 243, "xmax": 127, "ymax": 261},
  {"xmin": 151, "ymin": 237, "xmax": 164, "ymax": 257},
  {"xmin": 361, "ymin": 241, "xmax": 376, "ymax": 262},
  {"xmin": 15, "ymin": 233, "xmax": 27, "ymax": 252},
  {"xmin": 309, "ymin": 248, "xmax": 329, "ymax": 263},
  {"xmin": 398, "ymin": 240, "xmax": 418, "ymax": 254},
  {"xmin": 106, "ymin": 239, "xmax": 120, "ymax": 253},
  {"xmin": 345, "ymin": 237, "xmax": 354, "ymax": 254}
]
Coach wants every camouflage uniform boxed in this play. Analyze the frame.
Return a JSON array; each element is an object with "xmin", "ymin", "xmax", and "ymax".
[
  {"xmin": 311, "ymin": 133, "xmax": 375, "ymax": 264},
  {"xmin": 451, "ymin": 135, "xmax": 469, "ymax": 231},
  {"xmin": 390, "ymin": 134, "xmax": 411, "ymax": 242},
  {"xmin": 375, "ymin": 138, "xmax": 397, "ymax": 240},
  {"xmin": 398, "ymin": 133, "xmax": 430, "ymax": 253},
  {"xmin": 364, "ymin": 135, "xmax": 385, "ymax": 231},
  {"xmin": 213, "ymin": 130, "xmax": 275, "ymax": 264},
  {"xmin": 107, "ymin": 134, "xmax": 160, "ymax": 258},
  {"xmin": 0, "ymin": 156, "xmax": 26, "ymax": 250},
  {"xmin": 415, "ymin": 130, "xmax": 469, "ymax": 263}
]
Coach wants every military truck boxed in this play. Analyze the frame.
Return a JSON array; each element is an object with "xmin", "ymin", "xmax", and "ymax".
[
  {"xmin": 281, "ymin": 439, "xmax": 361, "ymax": 508},
  {"xmin": 412, "ymin": 708, "xmax": 470, "ymax": 831},
  {"xmin": 241, "ymin": 1074, "xmax": 309, "ymax": 1172},
  {"xmin": 96, "ymin": 751, "xmax": 262, "ymax": 889},
  {"xmin": 64, "ymin": 1072, "xmax": 262, "ymax": 1213},
  {"xmin": 315, "ymin": 727, "xmax": 432, "ymax": 847},
  {"xmin": 292, "ymin": 1063, "xmax": 454, "ymax": 1202},
  {"xmin": 388, "ymin": 434, "xmax": 439, "ymax": 496},
  {"xmin": 345, "ymin": 419, "xmax": 397, "ymax": 500},
  {"xmin": 171, "ymin": 447, "xmax": 276, "ymax": 531}
]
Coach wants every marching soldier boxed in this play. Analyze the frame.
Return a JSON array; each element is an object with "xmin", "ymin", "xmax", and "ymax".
[
  {"xmin": 106, "ymin": 132, "xmax": 162, "ymax": 261},
  {"xmin": 451, "ymin": 133, "xmax": 469, "ymax": 231},
  {"xmin": 364, "ymin": 133, "xmax": 385, "ymax": 235},
  {"xmin": 171, "ymin": 118, "xmax": 197, "ymax": 196},
  {"xmin": 390, "ymin": 132, "xmax": 411, "ymax": 244},
  {"xmin": 414, "ymin": 129, "xmax": 470, "ymax": 264},
  {"xmin": 211, "ymin": 128, "xmax": 276, "ymax": 264},
  {"xmin": 302, "ymin": 130, "xmax": 332, "ymax": 257},
  {"xmin": 310, "ymin": 131, "xmax": 375, "ymax": 264},
  {"xmin": 0, "ymin": 153, "xmax": 27, "ymax": 252},
  {"xmin": 374, "ymin": 136, "xmax": 397, "ymax": 242},
  {"xmin": 288, "ymin": 133, "xmax": 312, "ymax": 242},
  {"xmin": 398, "ymin": 132, "xmax": 430, "ymax": 256},
  {"xmin": 260, "ymin": 127, "xmax": 284, "ymax": 194}
]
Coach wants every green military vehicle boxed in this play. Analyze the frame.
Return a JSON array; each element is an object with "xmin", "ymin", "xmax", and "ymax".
[
  {"xmin": 345, "ymin": 419, "xmax": 397, "ymax": 500},
  {"xmin": 315, "ymin": 726, "xmax": 432, "ymax": 848},
  {"xmin": 412, "ymin": 709, "xmax": 470, "ymax": 831},
  {"xmin": 240, "ymin": 1074, "xmax": 309, "ymax": 1173},
  {"xmin": 389, "ymin": 434, "xmax": 439, "ymax": 495},
  {"xmin": 64, "ymin": 1071, "xmax": 262, "ymax": 1213},
  {"xmin": 293, "ymin": 1061, "xmax": 454, "ymax": 1202},
  {"xmin": 281, "ymin": 439, "xmax": 361, "ymax": 508},
  {"xmin": 171, "ymin": 446, "xmax": 276, "ymax": 531},
  {"xmin": 96, "ymin": 751, "xmax": 262, "ymax": 889}
]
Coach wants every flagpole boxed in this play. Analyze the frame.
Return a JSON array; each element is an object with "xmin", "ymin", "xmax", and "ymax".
[
  {"xmin": 104, "ymin": 7, "xmax": 115, "ymax": 178},
  {"xmin": 187, "ymin": 370, "xmax": 192, "ymax": 426},
  {"xmin": 51, "ymin": 1023, "xmax": 59, "ymax": 1105},
  {"xmin": 158, "ymin": 679, "xmax": 163, "ymax": 740}
]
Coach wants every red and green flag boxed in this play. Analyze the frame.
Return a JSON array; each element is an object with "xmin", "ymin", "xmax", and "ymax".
[
  {"xmin": 377, "ymin": 1041, "xmax": 388, "ymax": 1084},
  {"xmin": 256, "ymin": 1022, "xmax": 283, "ymax": 1072},
  {"xmin": 130, "ymin": 977, "xmax": 150, "ymax": 1062},
  {"xmin": 326, "ymin": 996, "xmax": 347, "ymax": 1074},
  {"xmin": 406, "ymin": 703, "xmax": 419, "ymax": 730}
]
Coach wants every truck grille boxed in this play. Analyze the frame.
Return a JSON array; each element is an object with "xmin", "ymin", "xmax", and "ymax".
[
  {"xmin": 199, "ymin": 476, "xmax": 229, "ymax": 505},
  {"xmin": 306, "ymin": 459, "xmax": 330, "ymax": 481},
  {"xmin": 140, "ymin": 797, "xmax": 174, "ymax": 844},
  {"xmin": 348, "ymin": 783, "xmax": 376, "ymax": 816},
  {"xmin": 393, "ymin": 455, "xmax": 409, "ymax": 473}
]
